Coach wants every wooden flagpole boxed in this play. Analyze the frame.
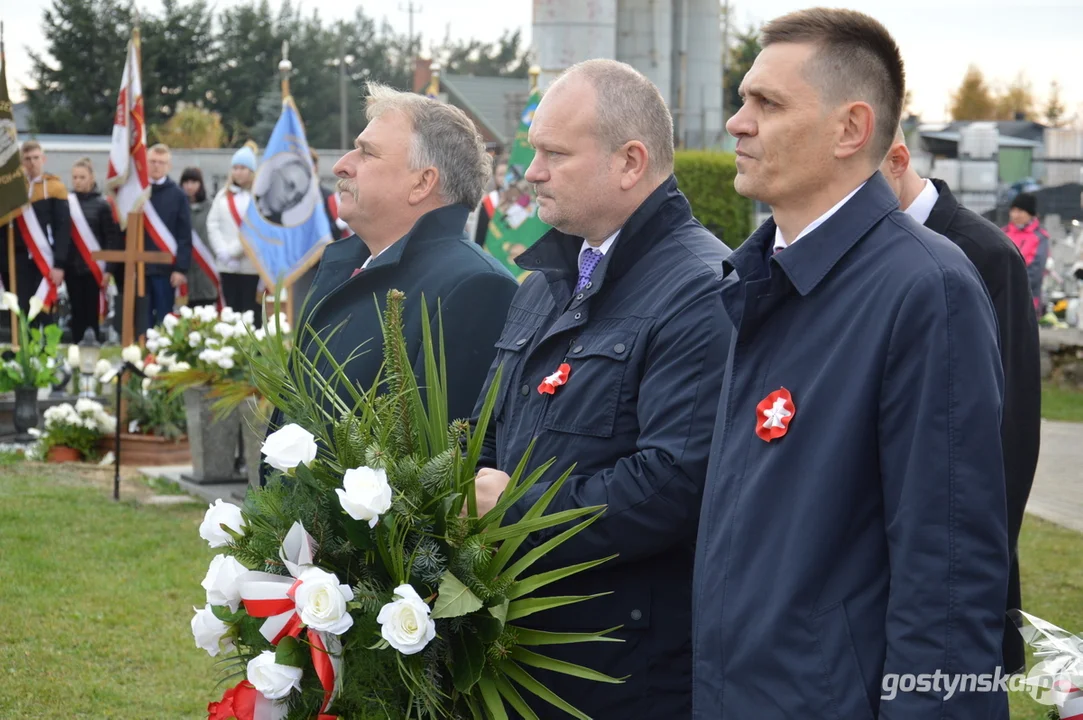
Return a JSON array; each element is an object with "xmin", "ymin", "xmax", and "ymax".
[{"xmin": 7, "ymin": 222, "xmax": 16, "ymax": 348}]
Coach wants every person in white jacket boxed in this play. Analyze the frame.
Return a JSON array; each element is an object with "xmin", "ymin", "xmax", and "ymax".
[{"xmin": 207, "ymin": 146, "xmax": 261, "ymax": 321}]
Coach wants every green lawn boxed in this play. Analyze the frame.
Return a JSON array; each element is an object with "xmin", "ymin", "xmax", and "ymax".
[
  {"xmin": 0, "ymin": 464, "xmax": 218, "ymax": 718},
  {"xmin": 1042, "ymin": 383, "xmax": 1083, "ymax": 423},
  {"xmin": 0, "ymin": 465, "xmax": 1078, "ymax": 717}
]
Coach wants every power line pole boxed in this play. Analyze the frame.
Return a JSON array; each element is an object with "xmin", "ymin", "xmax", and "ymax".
[
  {"xmin": 339, "ymin": 31, "xmax": 348, "ymax": 150},
  {"xmin": 721, "ymin": 0, "xmax": 731, "ymax": 121},
  {"xmin": 400, "ymin": 2, "xmax": 422, "ymax": 56}
]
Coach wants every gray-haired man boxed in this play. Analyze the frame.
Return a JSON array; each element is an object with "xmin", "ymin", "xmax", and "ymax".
[{"xmin": 262, "ymin": 83, "xmax": 518, "ymax": 461}]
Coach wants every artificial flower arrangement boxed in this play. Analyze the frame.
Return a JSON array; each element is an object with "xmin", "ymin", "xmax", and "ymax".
[
  {"xmin": 192, "ymin": 290, "xmax": 619, "ymax": 720},
  {"xmin": 0, "ymin": 292, "xmax": 63, "ymax": 392}
]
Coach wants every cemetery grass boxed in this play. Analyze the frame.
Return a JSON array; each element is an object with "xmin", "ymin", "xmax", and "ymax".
[
  {"xmin": 1042, "ymin": 382, "xmax": 1083, "ymax": 423},
  {"xmin": 1010, "ymin": 514, "xmax": 1083, "ymax": 720},
  {"xmin": 0, "ymin": 467, "xmax": 1080, "ymax": 719},
  {"xmin": 0, "ymin": 462, "xmax": 216, "ymax": 718}
]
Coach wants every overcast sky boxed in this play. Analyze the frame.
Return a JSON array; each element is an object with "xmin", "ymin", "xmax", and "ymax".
[{"xmin": 4, "ymin": 0, "xmax": 1082, "ymax": 123}]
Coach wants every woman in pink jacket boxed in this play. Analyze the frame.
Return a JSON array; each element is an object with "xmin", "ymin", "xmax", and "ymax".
[{"xmin": 1002, "ymin": 192, "xmax": 1049, "ymax": 313}]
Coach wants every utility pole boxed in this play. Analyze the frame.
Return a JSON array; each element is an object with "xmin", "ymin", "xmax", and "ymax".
[
  {"xmin": 400, "ymin": 2, "xmax": 422, "ymax": 56},
  {"xmin": 339, "ymin": 31, "xmax": 348, "ymax": 150},
  {"xmin": 721, "ymin": 0, "xmax": 731, "ymax": 121}
]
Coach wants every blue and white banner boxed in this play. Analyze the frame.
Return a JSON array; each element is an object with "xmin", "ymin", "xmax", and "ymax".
[{"xmin": 241, "ymin": 98, "xmax": 332, "ymax": 289}]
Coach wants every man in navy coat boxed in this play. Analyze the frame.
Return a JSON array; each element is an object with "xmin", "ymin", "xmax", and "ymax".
[
  {"xmin": 472, "ymin": 59, "xmax": 732, "ymax": 718},
  {"xmin": 261, "ymin": 83, "xmax": 517, "ymax": 481},
  {"xmin": 692, "ymin": 9, "xmax": 1010, "ymax": 719}
]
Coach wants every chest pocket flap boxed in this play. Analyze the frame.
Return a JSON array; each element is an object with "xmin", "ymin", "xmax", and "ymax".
[{"xmin": 543, "ymin": 328, "xmax": 639, "ymax": 438}]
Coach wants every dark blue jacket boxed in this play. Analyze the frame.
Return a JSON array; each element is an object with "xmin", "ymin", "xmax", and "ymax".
[
  {"xmin": 476, "ymin": 176, "xmax": 732, "ymax": 719},
  {"xmin": 261, "ymin": 205, "xmax": 519, "ymax": 474},
  {"xmin": 147, "ymin": 177, "xmax": 192, "ymax": 275},
  {"xmin": 692, "ymin": 173, "xmax": 1009, "ymax": 719}
]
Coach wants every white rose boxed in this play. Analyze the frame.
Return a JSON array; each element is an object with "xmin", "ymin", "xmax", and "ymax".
[
  {"xmin": 122, "ymin": 345, "xmax": 142, "ymax": 365},
  {"xmin": 141, "ymin": 378, "xmax": 152, "ymax": 393},
  {"xmin": 377, "ymin": 584, "xmax": 436, "ymax": 655},
  {"xmin": 336, "ymin": 467, "xmax": 393, "ymax": 528},
  {"xmin": 221, "ymin": 346, "xmax": 236, "ymax": 357},
  {"xmin": 201, "ymin": 554, "xmax": 247, "ymax": 612},
  {"xmin": 261, "ymin": 424, "xmax": 318, "ymax": 472},
  {"xmin": 0, "ymin": 291, "xmax": 18, "ymax": 311},
  {"xmin": 191, "ymin": 604, "xmax": 235, "ymax": 657},
  {"xmin": 158, "ymin": 352, "xmax": 175, "ymax": 369},
  {"xmin": 188, "ymin": 331, "xmax": 203, "ymax": 348},
  {"xmin": 146, "ymin": 339, "xmax": 160, "ymax": 353},
  {"xmin": 172, "ymin": 361, "xmax": 191, "ymax": 373},
  {"xmin": 246, "ymin": 651, "xmax": 303, "ymax": 700},
  {"xmin": 67, "ymin": 345, "xmax": 80, "ymax": 367},
  {"xmin": 179, "ymin": 305, "xmax": 194, "ymax": 319},
  {"xmin": 196, "ymin": 305, "xmax": 218, "ymax": 323},
  {"xmin": 94, "ymin": 359, "xmax": 113, "ymax": 378},
  {"xmin": 218, "ymin": 357, "xmax": 235, "ymax": 370},
  {"xmin": 199, "ymin": 500, "xmax": 247, "ymax": 548},
  {"xmin": 214, "ymin": 322, "xmax": 235, "ymax": 339},
  {"xmin": 254, "ymin": 328, "xmax": 267, "ymax": 342},
  {"xmin": 163, "ymin": 313, "xmax": 179, "ymax": 331},
  {"xmin": 294, "ymin": 567, "xmax": 355, "ymax": 635},
  {"xmin": 146, "ymin": 328, "xmax": 160, "ymax": 340},
  {"xmin": 46, "ymin": 357, "xmax": 56, "ymax": 370},
  {"xmin": 198, "ymin": 349, "xmax": 221, "ymax": 364},
  {"xmin": 242, "ymin": 310, "xmax": 255, "ymax": 326},
  {"xmin": 220, "ymin": 307, "xmax": 237, "ymax": 324},
  {"xmin": 143, "ymin": 363, "xmax": 161, "ymax": 379}
]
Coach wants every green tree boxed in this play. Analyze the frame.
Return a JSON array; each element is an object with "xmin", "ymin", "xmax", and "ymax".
[
  {"xmin": 24, "ymin": 0, "xmax": 132, "ymax": 134},
  {"xmin": 141, "ymin": 0, "xmax": 214, "ymax": 127},
  {"xmin": 150, "ymin": 104, "xmax": 226, "ymax": 148},
  {"xmin": 949, "ymin": 65, "xmax": 997, "ymax": 121},
  {"xmin": 1044, "ymin": 80, "xmax": 1066, "ymax": 127},
  {"xmin": 723, "ymin": 25, "xmax": 760, "ymax": 119},
  {"xmin": 434, "ymin": 29, "xmax": 531, "ymax": 78},
  {"xmin": 202, "ymin": 0, "xmax": 283, "ymax": 145}
]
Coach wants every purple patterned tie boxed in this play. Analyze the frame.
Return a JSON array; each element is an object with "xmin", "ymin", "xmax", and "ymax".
[{"xmin": 576, "ymin": 249, "xmax": 603, "ymax": 292}]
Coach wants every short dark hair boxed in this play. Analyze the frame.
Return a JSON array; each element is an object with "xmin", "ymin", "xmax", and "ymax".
[
  {"xmin": 180, "ymin": 167, "xmax": 207, "ymax": 203},
  {"xmin": 762, "ymin": 8, "xmax": 905, "ymax": 161}
]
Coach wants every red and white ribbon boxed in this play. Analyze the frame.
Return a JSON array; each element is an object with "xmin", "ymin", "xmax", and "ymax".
[
  {"xmin": 143, "ymin": 200, "xmax": 222, "ymax": 307},
  {"xmin": 13, "ymin": 206, "xmax": 57, "ymax": 307},
  {"xmin": 237, "ymin": 522, "xmax": 341, "ymax": 713}
]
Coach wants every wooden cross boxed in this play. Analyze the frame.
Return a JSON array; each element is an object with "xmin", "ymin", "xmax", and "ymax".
[{"xmin": 92, "ymin": 211, "xmax": 172, "ymax": 348}]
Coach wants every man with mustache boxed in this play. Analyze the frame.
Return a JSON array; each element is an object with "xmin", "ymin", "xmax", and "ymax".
[{"xmin": 262, "ymin": 83, "xmax": 517, "ymax": 467}]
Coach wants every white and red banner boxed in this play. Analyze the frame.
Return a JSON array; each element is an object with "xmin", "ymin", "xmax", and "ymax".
[
  {"xmin": 325, "ymin": 193, "xmax": 352, "ymax": 239},
  {"xmin": 13, "ymin": 206, "xmax": 57, "ymax": 307},
  {"xmin": 106, "ymin": 34, "xmax": 149, "ymax": 229},
  {"xmin": 67, "ymin": 196, "xmax": 106, "ymax": 286},
  {"xmin": 68, "ymin": 196, "xmax": 108, "ymax": 317}
]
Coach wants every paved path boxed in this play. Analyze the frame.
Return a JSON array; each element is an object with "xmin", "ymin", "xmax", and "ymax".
[{"xmin": 1027, "ymin": 420, "xmax": 1083, "ymax": 533}]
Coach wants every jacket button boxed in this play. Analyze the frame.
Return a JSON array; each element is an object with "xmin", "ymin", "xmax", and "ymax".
[
  {"xmin": 520, "ymin": 384, "xmax": 529, "ymax": 396},
  {"xmin": 572, "ymin": 345, "xmax": 583, "ymax": 354},
  {"xmin": 630, "ymin": 609, "xmax": 642, "ymax": 621},
  {"xmin": 576, "ymin": 293, "xmax": 584, "ymax": 300},
  {"xmin": 516, "ymin": 338, "xmax": 527, "ymax": 346},
  {"xmin": 585, "ymin": 281, "xmax": 592, "ymax": 289},
  {"xmin": 613, "ymin": 343, "xmax": 626, "ymax": 354},
  {"xmin": 574, "ymin": 312, "xmax": 582, "ymax": 320}
]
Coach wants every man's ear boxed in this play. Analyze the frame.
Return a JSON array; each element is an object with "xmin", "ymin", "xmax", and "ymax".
[
  {"xmin": 880, "ymin": 141, "xmax": 910, "ymax": 181},
  {"xmin": 409, "ymin": 167, "xmax": 440, "ymax": 205}
]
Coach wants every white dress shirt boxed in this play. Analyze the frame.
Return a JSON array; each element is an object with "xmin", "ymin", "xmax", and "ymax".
[
  {"xmin": 903, "ymin": 179, "xmax": 940, "ymax": 226},
  {"xmin": 773, "ymin": 183, "xmax": 866, "ymax": 254},
  {"xmin": 579, "ymin": 229, "xmax": 619, "ymax": 264}
]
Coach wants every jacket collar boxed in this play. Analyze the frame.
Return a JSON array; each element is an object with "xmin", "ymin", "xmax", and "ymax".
[
  {"xmin": 724, "ymin": 171, "xmax": 898, "ymax": 297},
  {"xmin": 355, "ymin": 203, "xmax": 470, "ymax": 271},
  {"xmin": 924, "ymin": 178, "xmax": 961, "ymax": 236},
  {"xmin": 515, "ymin": 175, "xmax": 693, "ymax": 289}
]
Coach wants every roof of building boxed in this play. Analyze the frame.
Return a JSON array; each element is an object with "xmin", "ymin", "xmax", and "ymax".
[
  {"xmin": 440, "ymin": 74, "xmax": 530, "ymax": 146},
  {"xmin": 919, "ymin": 119, "xmax": 1047, "ymax": 143},
  {"xmin": 16, "ymin": 132, "xmax": 114, "ymax": 152}
]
